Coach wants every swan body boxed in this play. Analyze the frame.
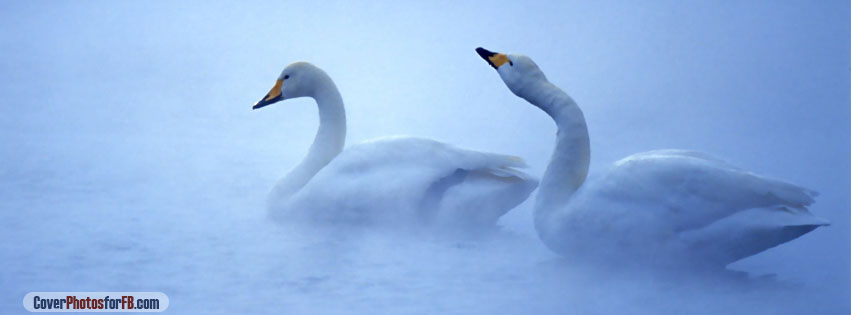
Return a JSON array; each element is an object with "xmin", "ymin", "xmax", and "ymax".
[
  {"xmin": 476, "ymin": 48, "xmax": 827, "ymax": 266},
  {"xmin": 253, "ymin": 62, "xmax": 537, "ymax": 227}
]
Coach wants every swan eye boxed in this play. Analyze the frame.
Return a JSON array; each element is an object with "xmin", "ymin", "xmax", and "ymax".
[{"xmin": 283, "ymin": 75, "xmax": 290, "ymax": 80}]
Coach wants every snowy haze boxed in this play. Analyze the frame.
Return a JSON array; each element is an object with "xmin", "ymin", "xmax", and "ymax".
[{"xmin": 1, "ymin": 1, "xmax": 848, "ymax": 314}]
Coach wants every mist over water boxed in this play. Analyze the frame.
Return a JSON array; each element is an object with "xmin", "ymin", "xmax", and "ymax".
[{"xmin": 1, "ymin": 1, "xmax": 848, "ymax": 314}]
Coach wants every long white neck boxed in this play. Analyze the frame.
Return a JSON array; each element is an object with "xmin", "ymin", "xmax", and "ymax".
[
  {"xmin": 270, "ymin": 76, "xmax": 346, "ymax": 203},
  {"xmin": 521, "ymin": 80, "xmax": 590, "ymax": 230}
]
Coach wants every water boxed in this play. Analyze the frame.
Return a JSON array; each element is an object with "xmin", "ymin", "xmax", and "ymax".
[{"xmin": 0, "ymin": 134, "xmax": 842, "ymax": 314}]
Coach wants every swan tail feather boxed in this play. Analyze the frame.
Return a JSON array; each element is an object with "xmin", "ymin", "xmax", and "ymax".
[
  {"xmin": 425, "ymin": 153, "xmax": 538, "ymax": 226},
  {"xmin": 680, "ymin": 206, "xmax": 828, "ymax": 265},
  {"xmin": 471, "ymin": 153, "xmax": 539, "ymax": 190},
  {"xmin": 433, "ymin": 169, "xmax": 537, "ymax": 225},
  {"xmin": 756, "ymin": 177, "xmax": 818, "ymax": 207}
]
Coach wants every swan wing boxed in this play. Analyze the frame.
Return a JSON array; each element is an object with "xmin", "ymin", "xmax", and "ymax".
[
  {"xmin": 287, "ymin": 136, "xmax": 538, "ymax": 225},
  {"xmin": 590, "ymin": 149, "xmax": 819, "ymax": 231},
  {"xmin": 560, "ymin": 150, "xmax": 826, "ymax": 265}
]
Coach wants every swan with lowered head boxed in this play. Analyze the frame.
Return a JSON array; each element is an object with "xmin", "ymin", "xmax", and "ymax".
[
  {"xmin": 476, "ymin": 47, "xmax": 827, "ymax": 267},
  {"xmin": 252, "ymin": 61, "xmax": 537, "ymax": 227}
]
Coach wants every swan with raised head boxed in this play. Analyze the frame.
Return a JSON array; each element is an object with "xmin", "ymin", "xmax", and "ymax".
[
  {"xmin": 252, "ymin": 61, "xmax": 537, "ymax": 227},
  {"xmin": 476, "ymin": 47, "xmax": 827, "ymax": 267}
]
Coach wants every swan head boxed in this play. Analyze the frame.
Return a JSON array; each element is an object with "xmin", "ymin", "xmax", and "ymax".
[
  {"xmin": 252, "ymin": 62, "xmax": 330, "ymax": 110},
  {"xmin": 475, "ymin": 47, "xmax": 548, "ymax": 98}
]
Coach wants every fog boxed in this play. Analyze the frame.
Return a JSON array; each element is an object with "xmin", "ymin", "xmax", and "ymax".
[{"xmin": 1, "ymin": 1, "xmax": 848, "ymax": 314}]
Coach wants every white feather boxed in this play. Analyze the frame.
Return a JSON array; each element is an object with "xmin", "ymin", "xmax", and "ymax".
[
  {"xmin": 482, "ymin": 50, "xmax": 827, "ymax": 267},
  {"xmin": 257, "ymin": 62, "xmax": 537, "ymax": 227}
]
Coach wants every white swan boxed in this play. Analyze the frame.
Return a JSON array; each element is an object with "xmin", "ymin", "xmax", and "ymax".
[
  {"xmin": 476, "ymin": 48, "xmax": 828, "ymax": 267},
  {"xmin": 252, "ymin": 62, "xmax": 537, "ymax": 227}
]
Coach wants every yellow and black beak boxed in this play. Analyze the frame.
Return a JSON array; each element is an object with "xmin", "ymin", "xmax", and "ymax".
[
  {"xmin": 476, "ymin": 47, "xmax": 512, "ymax": 69},
  {"xmin": 252, "ymin": 79, "xmax": 284, "ymax": 110}
]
